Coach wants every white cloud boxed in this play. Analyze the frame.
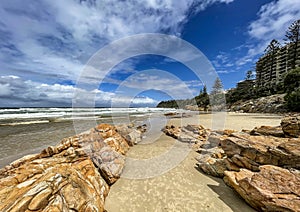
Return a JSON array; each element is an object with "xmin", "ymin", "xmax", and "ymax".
[
  {"xmin": 0, "ymin": 75, "xmax": 157, "ymax": 107},
  {"xmin": 243, "ymin": 0, "xmax": 300, "ymax": 60},
  {"xmin": 118, "ymin": 70, "xmax": 200, "ymax": 98},
  {"xmin": 0, "ymin": 0, "xmax": 234, "ymax": 80},
  {"xmin": 226, "ymin": 0, "xmax": 300, "ymax": 69},
  {"xmin": 0, "ymin": 0, "xmax": 234, "ymax": 106},
  {"xmin": 248, "ymin": 0, "xmax": 300, "ymax": 42}
]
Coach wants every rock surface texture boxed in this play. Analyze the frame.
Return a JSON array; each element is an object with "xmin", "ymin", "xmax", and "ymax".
[
  {"xmin": 228, "ymin": 94, "xmax": 287, "ymax": 113},
  {"xmin": 224, "ymin": 165, "xmax": 300, "ymax": 211},
  {"xmin": 0, "ymin": 123, "xmax": 143, "ymax": 212},
  {"xmin": 164, "ymin": 114, "xmax": 300, "ymax": 211},
  {"xmin": 281, "ymin": 114, "xmax": 300, "ymax": 137}
]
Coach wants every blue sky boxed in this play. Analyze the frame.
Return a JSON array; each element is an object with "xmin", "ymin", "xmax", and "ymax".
[{"xmin": 0, "ymin": 0, "xmax": 299, "ymax": 107}]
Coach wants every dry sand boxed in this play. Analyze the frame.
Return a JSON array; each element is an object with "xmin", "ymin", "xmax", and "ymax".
[{"xmin": 104, "ymin": 112, "xmax": 282, "ymax": 211}]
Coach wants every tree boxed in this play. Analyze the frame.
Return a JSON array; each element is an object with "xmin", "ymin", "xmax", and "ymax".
[
  {"xmin": 195, "ymin": 85, "xmax": 209, "ymax": 111},
  {"xmin": 245, "ymin": 70, "xmax": 254, "ymax": 80},
  {"xmin": 285, "ymin": 87, "xmax": 300, "ymax": 112},
  {"xmin": 284, "ymin": 67, "xmax": 300, "ymax": 111},
  {"xmin": 284, "ymin": 67, "xmax": 300, "ymax": 93},
  {"xmin": 210, "ymin": 77, "xmax": 225, "ymax": 111},
  {"xmin": 203, "ymin": 85, "xmax": 207, "ymax": 95},
  {"xmin": 264, "ymin": 39, "xmax": 281, "ymax": 82},
  {"xmin": 285, "ymin": 19, "xmax": 300, "ymax": 69},
  {"xmin": 211, "ymin": 77, "xmax": 223, "ymax": 95}
]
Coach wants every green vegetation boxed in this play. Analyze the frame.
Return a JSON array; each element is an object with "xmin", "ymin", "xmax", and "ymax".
[
  {"xmin": 157, "ymin": 85, "xmax": 209, "ymax": 109},
  {"xmin": 264, "ymin": 39, "xmax": 281, "ymax": 81},
  {"xmin": 285, "ymin": 19, "xmax": 300, "ymax": 69},
  {"xmin": 284, "ymin": 67, "xmax": 300, "ymax": 111}
]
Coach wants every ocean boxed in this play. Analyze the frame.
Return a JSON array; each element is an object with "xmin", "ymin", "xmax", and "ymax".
[{"xmin": 0, "ymin": 107, "xmax": 181, "ymax": 168}]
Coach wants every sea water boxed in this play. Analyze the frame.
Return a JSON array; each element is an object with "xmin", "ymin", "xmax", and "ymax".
[{"xmin": 0, "ymin": 107, "xmax": 181, "ymax": 167}]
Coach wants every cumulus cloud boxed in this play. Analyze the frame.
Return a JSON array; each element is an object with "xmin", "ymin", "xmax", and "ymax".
[
  {"xmin": 243, "ymin": 0, "xmax": 300, "ymax": 60},
  {"xmin": 0, "ymin": 0, "xmax": 234, "ymax": 106},
  {"xmin": 225, "ymin": 0, "xmax": 300, "ymax": 70},
  {"xmin": 117, "ymin": 70, "xmax": 201, "ymax": 99},
  {"xmin": 0, "ymin": 0, "xmax": 233, "ymax": 80},
  {"xmin": 0, "ymin": 75, "xmax": 157, "ymax": 107}
]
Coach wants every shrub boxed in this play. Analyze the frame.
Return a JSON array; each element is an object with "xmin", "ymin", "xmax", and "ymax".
[{"xmin": 285, "ymin": 87, "xmax": 300, "ymax": 111}]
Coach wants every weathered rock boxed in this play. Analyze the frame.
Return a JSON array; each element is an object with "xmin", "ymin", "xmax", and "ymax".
[
  {"xmin": 224, "ymin": 165, "xmax": 300, "ymax": 211},
  {"xmin": 221, "ymin": 133, "xmax": 300, "ymax": 170},
  {"xmin": 0, "ymin": 154, "xmax": 109, "ymax": 212},
  {"xmin": 281, "ymin": 115, "xmax": 300, "ymax": 137},
  {"xmin": 250, "ymin": 125, "xmax": 285, "ymax": 137},
  {"xmin": 196, "ymin": 150, "xmax": 239, "ymax": 177},
  {"xmin": 228, "ymin": 94, "xmax": 287, "ymax": 113},
  {"xmin": 0, "ymin": 123, "xmax": 136, "ymax": 212},
  {"xmin": 125, "ymin": 129, "xmax": 142, "ymax": 145},
  {"xmin": 94, "ymin": 124, "xmax": 129, "ymax": 154},
  {"xmin": 163, "ymin": 124, "xmax": 209, "ymax": 143},
  {"xmin": 115, "ymin": 124, "xmax": 146, "ymax": 146},
  {"xmin": 92, "ymin": 146, "xmax": 125, "ymax": 185}
]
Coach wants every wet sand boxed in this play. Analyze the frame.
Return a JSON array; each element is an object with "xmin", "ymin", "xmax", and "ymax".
[{"xmin": 104, "ymin": 112, "xmax": 282, "ymax": 211}]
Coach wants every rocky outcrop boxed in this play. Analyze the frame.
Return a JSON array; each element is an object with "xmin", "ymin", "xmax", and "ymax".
[
  {"xmin": 228, "ymin": 94, "xmax": 287, "ymax": 113},
  {"xmin": 250, "ymin": 125, "xmax": 285, "ymax": 137},
  {"xmin": 221, "ymin": 133, "xmax": 300, "ymax": 170},
  {"xmin": 281, "ymin": 114, "xmax": 300, "ymax": 137},
  {"xmin": 163, "ymin": 114, "xmax": 300, "ymax": 211},
  {"xmin": 224, "ymin": 165, "xmax": 300, "ymax": 211},
  {"xmin": 115, "ymin": 124, "xmax": 145, "ymax": 146},
  {"xmin": 0, "ymin": 123, "xmax": 144, "ymax": 212},
  {"xmin": 163, "ymin": 124, "xmax": 209, "ymax": 143}
]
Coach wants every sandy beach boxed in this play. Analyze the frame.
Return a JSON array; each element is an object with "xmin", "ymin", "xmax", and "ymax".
[{"xmin": 105, "ymin": 112, "xmax": 283, "ymax": 211}]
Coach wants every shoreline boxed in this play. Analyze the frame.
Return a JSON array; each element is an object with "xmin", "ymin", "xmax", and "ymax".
[{"xmin": 0, "ymin": 112, "xmax": 283, "ymax": 168}]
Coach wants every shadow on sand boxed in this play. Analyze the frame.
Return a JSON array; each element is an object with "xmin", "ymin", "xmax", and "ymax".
[{"xmin": 194, "ymin": 166, "xmax": 255, "ymax": 212}]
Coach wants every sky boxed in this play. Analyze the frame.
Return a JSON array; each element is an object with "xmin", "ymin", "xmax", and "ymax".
[{"xmin": 0, "ymin": 0, "xmax": 299, "ymax": 107}]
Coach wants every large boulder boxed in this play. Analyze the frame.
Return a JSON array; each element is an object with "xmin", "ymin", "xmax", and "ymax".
[
  {"xmin": 250, "ymin": 125, "xmax": 285, "ymax": 137},
  {"xmin": 0, "ymin": 123, "xmax": 133, "ymax": 212},
  {"xmin": 163, "ymin": 124, "xmax": 209, "ymax": 143},
  {"xmin": 115, "ymin": 124, "xmax": 144, "ymax": 146},
  {"xmin": 221, "ymin": 133, "xmax": 300, "ymax": 170},
  {"xmin": 281, "ymin": 115, "xmax": 300, "ymax": 137},
  {"xmin": 224, "ymin": 165, "xmax": 300, "ymax": 211},
  {"xmin": 94, "ymin": 124, "xmax": 129, "ymax": 154}
]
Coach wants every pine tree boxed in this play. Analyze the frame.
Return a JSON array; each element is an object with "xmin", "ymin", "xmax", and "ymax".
[
  {"xmin": 210, "ymin": 77, "xmax": 225, "ymax": 111},
  {"xmin": 203, "ymin": 85, "xmax": 207, "ymax": 95},
  {"xmin": 285, "ymin": 19, "xmax": 300, "ymax": 69},
  {"xmin": 245, "ymin": 70, "xmax": 254, "ymax": 80},
  {"xmin": 265, "ymin": 39, "xmax": 281, "ymax": 81},
  {"xmin": 211, "ymin": 77, "xmax": 223, "ymax": 95}
]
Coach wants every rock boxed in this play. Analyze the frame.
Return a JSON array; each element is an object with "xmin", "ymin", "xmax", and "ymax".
[
  {"xmin": 92, "ymin": 146, "xmax": 125, "ymax": 185},
  {"xmin": 250, "ymin": 125, "xmax": 285, "ymax": 137},
  {"xmin": 229, "ymin": 94, "xmax": 287, "ymax": 113},
  {"xmin": 94, "ymin": 124, "xmax": 129, "ymax": 154},
  {"xmin": 115, "ymin": 124, "xmax": 146, "ymax": 146},
  {"xmin": 136, "ymin": 124, "xmax": 147, "ymax": 133},
  {"xmin": 220, "ymin": 133, "xmax": 300, "ymax": 170},
  {"xmin": 196, "ymin": 152, "xmax": 239, "ymax": 177},
  {"xmin": 281, "ymin": 115, "xmax": 300, "ymax": 137},
  {"xmin": 0, "ymin": 157, "xmax": 109, "ymax": 212},
  {"xmin": 224, "ymin": 165, "xmax": 300, "ymax": 211},
  {"xmin": 125, "ymin": 129, "xmax": 142, "ymax": 145},
  {"xmin": 163, "ymin": 124, "xmax": 209, "ymax": 144},
  {"xmin": 162, "ymin": 125, "xmax": 181, "ymax": 139},
  {"xmin": 0, "ymin": 123, "xmax": 138, "ymax": 212},
  {"xmin": 164, "ymin": 112, "xmax": 178, "ymax": 116},
  {"xmin": 115, "ymin": 124, "xmax": 133, "ymax": 138}
]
